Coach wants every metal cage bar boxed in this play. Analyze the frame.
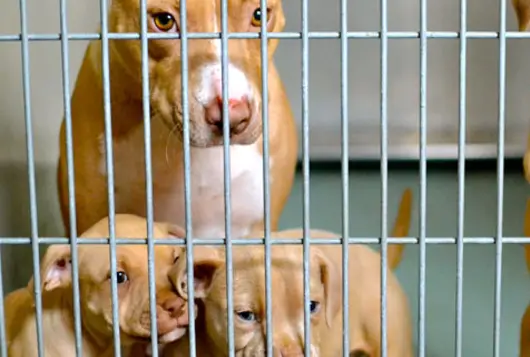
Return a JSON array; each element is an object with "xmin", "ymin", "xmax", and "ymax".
[
  {"xmin": 258, "ymin": 0, "xmax": 274, "ymax": 356},
  {"xmin": 300, "ymin": 0, "xmax": 311, "ymax": 355},
  {"xmin": 7, "ymin": 30, "xmax": 530, "ymax": 41},
  {"xmin": 98, "ymin": 0, "xmax": 122, "ymax": 354},
  {"xmin": 179, "ymin": 0, "xmax": 198, "ymax": 355},
  {"xmin": 340, "ymin": 0, "xmax": 350, "ymax": 354},
  {"xmin": 379, "ymin": 0, "xmax": 390, "ymax": 354},
  {"xmin": 138, "ymin": 0, "xmax": 160, "ymax": 353},
  {"xmin": 379, "ymin": 0, "xmax": 389, "ymax": 353},
  {"xmin": 3, "ymin": 236, "xmax": 530, "ymax": 245},
  {"xmin": 58, "ymin": 0, "xmax": 83, "ymax": 355},
  {"xmin": 219, "ymin": 0, "xmax": 236, "ymax": 356},
  {"xmin": 18, "ymin": 0, "xmax": 46, "ymax": 355},
  {"xmin": 494, "ymin": 0, "xmax": 507, "ymax": 355},
  {"xmin": 455, "ymin": 0, "xmax": 468, "ymax": 355},
  {"xmin": 418, "ymin": 0, "xmax": 428, "ymax": 354}
]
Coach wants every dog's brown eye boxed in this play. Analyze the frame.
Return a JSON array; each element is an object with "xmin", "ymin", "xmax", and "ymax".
[
  {"xmin": 153, "ymin": 12, "xmax": 177, "ymax": 32},
  {"xmin": 251, "ymin": 7, "xmax": 270, "ymax": 27},
  {"xmin": 116, "ymin": 271, "xmax": 128, "ymax": 284}
]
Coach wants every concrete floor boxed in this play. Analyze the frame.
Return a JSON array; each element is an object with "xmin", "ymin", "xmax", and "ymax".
[{"xmin": 1, "ymin": 164, "xmax": 529, "ymax": 356}]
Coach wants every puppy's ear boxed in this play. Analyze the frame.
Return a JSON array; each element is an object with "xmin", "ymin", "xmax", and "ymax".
[
  {"xmin": 165, "ymin": 224, "xmax": 186, "ymax": 263},
  {"xmin": 27, "ymin": 244, "xmax": 72, "ymax": 293},
  {"xmin": 167, "ymin": 224, "xmax": 186, "ymax": 239},
  {"xmin": 171, "ymin": 247, "xmax": 224, "ymax": 300},
  {"xmin": 313, "ymin": 248, "xmax": 340, "ymax": 328}
]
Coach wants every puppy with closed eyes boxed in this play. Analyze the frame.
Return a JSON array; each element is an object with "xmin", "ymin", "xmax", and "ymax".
[
  {"xmin": 163, "ymin": 189, "xmax": 413, "ymax": 357},
  {"xmin": 5, "ymin": 214, "xmax": 193, "ymax": 357}
]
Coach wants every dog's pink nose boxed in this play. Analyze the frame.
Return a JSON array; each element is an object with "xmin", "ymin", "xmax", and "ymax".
[{"xmin": 204, "ymin": 95, "xmax": 251, "ymax": 136}]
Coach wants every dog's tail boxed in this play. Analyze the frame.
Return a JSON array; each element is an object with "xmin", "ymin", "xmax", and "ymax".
[
  {"xmin": 524, "ymin": 198, "xmax": 530, "ymax": 272},
  {"xmin": 387, "ymin": 188, "xmax": 413, "ymax": 271}
]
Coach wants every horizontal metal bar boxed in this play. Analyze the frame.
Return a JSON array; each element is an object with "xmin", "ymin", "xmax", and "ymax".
[
  {"xmin": 4, "ymin": 31, "xmax": 530, "ymax": 42},
  {"xmin": 1, "ymin": 236, "xmax": 530, "ymax": 245}
]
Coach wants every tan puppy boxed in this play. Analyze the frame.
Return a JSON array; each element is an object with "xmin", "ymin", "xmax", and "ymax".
[
  {"xmin": 5, "ymin": 214, "xmax": 192, "ymax": 357},
  {"xmin": 519, "ymin": 199, "xmax": 530, "ymax": 356},
  {"xmin": 164, "ymin": 189, "xmax": 413, "ymax": 357},
  {"xmin": 57, "ymin": 0, "xmax": 298, "ymax": 238}
]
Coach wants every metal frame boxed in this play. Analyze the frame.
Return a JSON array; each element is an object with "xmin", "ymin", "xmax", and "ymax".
[{"xmin": 0, "ymin": 0, "xmax": 514, "ymax": 356}]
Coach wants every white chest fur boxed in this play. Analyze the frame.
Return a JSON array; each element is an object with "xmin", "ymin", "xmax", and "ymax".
[
  {"xmin": 100, "ymin": 120, "xmax": 270, "ymax": 239},
  {"xmin": 189, "ymin": 144, "xmax": 267, "ymax": 238}
]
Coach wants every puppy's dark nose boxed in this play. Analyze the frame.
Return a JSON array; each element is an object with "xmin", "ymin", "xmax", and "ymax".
[{"xmin": 204, "ymin": 96, "xmax": 251, "ymax": 136}]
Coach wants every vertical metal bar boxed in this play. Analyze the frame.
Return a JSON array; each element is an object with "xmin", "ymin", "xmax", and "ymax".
[
  {"xmin": 220, "ymin": 0, "xmax": 235, "ymax": 356},
  {"xmin": 418, "ymin": 0, "xmax": 428, "ymax": 353},
  {"xmin": 379, "ymin": 0, "xmax": 389, "ymax": 353},
  {"xmin": 180, "ymin": 0, "xmax": 197, "ymax": 355},
  {"xmin": 138, "ymin": 0, "xmax": 158, "ymax": 353},
  {"xmin": 340, "ymin": 0, "xmax": 350, "ymax": 354},
  {"xmin": 455, "ymin": 0, "xmax": 467, "ymax": 355},
  {"xmin": 259, "ymin": 1, "xmax": 273, "ymax": 356},
  {"xmin": 0, "ymin": 247, "xmax": 5, "ymax": 357},
  {"xmin": 301, "ymin": 0, "xmax": 311, "ymax": 354},
  {"xmin": 18, "ymin": 0, "xmax": 45, "ymax": 355},
  {"xmin": 58, "ymin": 0, "xmax": 83, "ymax": 354},
  {"xmin": 494, "ymin": 0, "xmax": 507, "ymax": 355},
  {"xmin": 99, "ymin": 0, "xmax": 121, "ymax": 354}
]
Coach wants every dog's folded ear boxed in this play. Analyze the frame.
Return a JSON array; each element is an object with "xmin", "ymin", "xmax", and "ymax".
[
  {"xmin": 312, "ymin": 247, "xmax": 341, "ymax": 328},
  {"xmin": 169, "ymin": 246, "xmax": 224, "ymax": 300},
  {"xmin": 27, "ymin": 244, "xmax": 72, "ymax": 293}
]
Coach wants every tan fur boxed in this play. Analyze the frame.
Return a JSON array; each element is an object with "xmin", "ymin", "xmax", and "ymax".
[
  {"xmin": 513, "ymin": 0, "xmax": 530, "ymax": 181},
  {"xmin": 520, "ymin": 199, "xmax": 530, "ymax": 356},
  {"xmin": 5, "ymin": 214, "xmax": 191, "ymax": 357},
  {"xmin": 57, "ymin": 0, "xmax": 298, "ymax": 238},
  {"xmin": 164, "ymin": 189, "xmax": 413, "ymax": 357},
  {"xmin": 513, "ymin": 0, "xmax": 530, "ymax": 31}
]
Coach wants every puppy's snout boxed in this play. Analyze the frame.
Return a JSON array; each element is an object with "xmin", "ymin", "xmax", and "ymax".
[
  {"xmin": 155, "ymin": 292, "xmax": 194, "ymax": 336},
  {"xmin": 204, "ymin": 96, "xmax": 251, "ymax": 136},
  {"xmin": 161, "ymin": 296, "xmax": 185, "ymax": 318}
]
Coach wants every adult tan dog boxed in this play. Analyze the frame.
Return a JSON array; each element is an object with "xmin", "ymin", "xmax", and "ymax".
[
  {"xmin": 4, "ymin": 214, "xmax": 192, "ymax": 357},
  {"xmin": 164, "ymin": 188, "xmax": 413, "ymax": 357},
  {"xmin": 57, "ymin": 0, "xmax": 298, "ymax": 238},
  {"xmin": 519, "ymin": 199, "xmax": 530, "ymax": 356}
]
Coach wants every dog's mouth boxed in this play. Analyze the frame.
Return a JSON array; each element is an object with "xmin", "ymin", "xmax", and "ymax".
[{"xmin": 159, "ymin": 326, "xmax": 187, "ymax": 344}]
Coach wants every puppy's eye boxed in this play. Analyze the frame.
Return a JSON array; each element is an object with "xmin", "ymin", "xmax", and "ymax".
[
  {"xmin": 309, "ymin": 301, "xmax": 320, "ymax": 314},
  {"xmin": 251, "ymin": 7, "xmax": 270, "ymax": 27},
  {"xmin": 116, "ymin": 271, "xmax": 128, "ymax": 284},
  {"xmin": 153, "ymin": 12, "xmax": 177, "ymax": 32},
  {"xmin": 236, "ymin": 310, "xmax": 256, "ymax": 322}
]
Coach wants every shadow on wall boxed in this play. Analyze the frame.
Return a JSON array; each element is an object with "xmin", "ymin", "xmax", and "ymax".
[{"xmin": 0, "ymin": 164, "xmax": 63, "ymax": 294}]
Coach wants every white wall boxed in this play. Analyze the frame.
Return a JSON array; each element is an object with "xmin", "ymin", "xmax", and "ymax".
[{"xmin": 1, "ymin": 0, "xmax": 530, "ymax": 166}]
